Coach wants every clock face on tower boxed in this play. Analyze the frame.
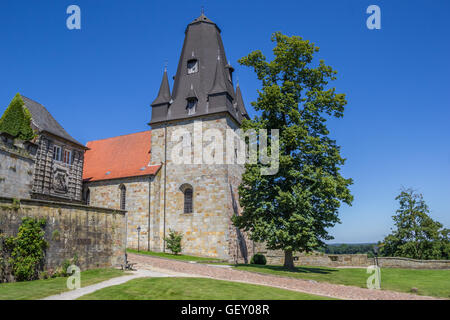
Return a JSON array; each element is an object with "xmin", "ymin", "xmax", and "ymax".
[{"xmin": 53, "ymin": 169, "xmax": 68, "ymax": 194}]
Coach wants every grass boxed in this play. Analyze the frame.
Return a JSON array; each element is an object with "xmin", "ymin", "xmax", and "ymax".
[
  {"xmin": 234, "ymin": 264, "xmax": 450, "ymax": 298},
  {"xmin": 127, "ymin": 249, "xmax": 223, "ymax": 262},
  {"xmin": 0, "ymin": 268, "xmax": 127, "ymax": 300},
  {"xmin": 78, "ymin": 277, "xmax": 335, "ymax": 300}
]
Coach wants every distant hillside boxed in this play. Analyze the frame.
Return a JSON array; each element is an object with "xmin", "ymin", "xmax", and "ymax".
[{"xmin": 319, "ymin": 243, "xmax": 377, "ymax": 256}]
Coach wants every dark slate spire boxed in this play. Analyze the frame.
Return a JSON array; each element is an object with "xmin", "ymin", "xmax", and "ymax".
[
  {"xmin": 187, "ymin": 83, "xmax": 198, "ymax": 99},
  {"xmin": 151, "ymin": 68, "xmax": 171, "ymax": 106},
  {"xmin": 149, "ymin": 13, "xmax": 240, "ymax": 125},
  {"xmin": 235, "ymin": 82, "xmax": 249, "ymax": 120},
  {"xmin": 150, "ymin": 68, "xmax": 172, "ymax": 124},
  {"xmin": 209, "ymin": 55, "xmax": 228, "ymax": 95}
]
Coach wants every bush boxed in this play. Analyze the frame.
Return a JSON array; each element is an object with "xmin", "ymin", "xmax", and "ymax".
[
  {"xmin": 6, "ymin": 217, "xmax": 48, "ymax": 281},
  {"xmin": 164, "ymin": 229, "xmax": 183, "ymax": 255},
  {"xmin": 0, "ymin": 93, "xmax": 35, "ymax": 141},
  {"xmin": 0, "ymin": 233, "xmax": 11, "ymax": 282},
  {"xmin": 53, "ymin": 255, "xmax": 79, "ymax": 277},
  {"xmin": 250, "ymin": 253, "xmax": 267, "ymax": 265}
]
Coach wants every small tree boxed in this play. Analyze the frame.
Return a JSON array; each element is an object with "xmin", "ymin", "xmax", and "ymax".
[
  {"xmin": 164, "ymin": 229, "xmax": 183, "ymax": 255},
  {"xmin": 233, "ymin": 32, "xmax": 353, "ymax": 269},
  {"xmin": 380, "ymin": 188, "xmax": 449, "ymax": 260},
  {"xmin": 0, "ymin": 93, "xmax": 35, "ymax": 141},
  {"xmin": 6, "ymin": 217, "xmax": 48, "ymax": 281}
]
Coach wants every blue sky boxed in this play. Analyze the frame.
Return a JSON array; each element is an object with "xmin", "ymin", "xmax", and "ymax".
[{"xmin": 0, "ymin": 0, "xmax": 449, "ymax": 243}]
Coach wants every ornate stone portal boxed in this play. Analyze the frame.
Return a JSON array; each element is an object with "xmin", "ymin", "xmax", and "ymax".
[{"xmin": 53, "ymin": 167, "xmax": 69, "ymax": 194}]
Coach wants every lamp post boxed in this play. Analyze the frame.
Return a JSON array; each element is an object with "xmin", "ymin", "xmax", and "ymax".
[
  {"xmin": 137, "ymin": 226, "xmax": 141, "ymax": 252},
  {"xmin": 373, "ymin": 245, "xmax": 379, "ymax": 267}
]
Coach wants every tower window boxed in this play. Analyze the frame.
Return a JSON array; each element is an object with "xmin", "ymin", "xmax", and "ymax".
[
  {"xmin": 186, "ymin": 99, "xmax": 197, "ymax": 115},
  {"xmin": 119, "ymin": 184, "xmax": 126, "ymax": 210},
  {"xmin": 187, "ymin": 59, "xmax": 198, "ymax": 74}
]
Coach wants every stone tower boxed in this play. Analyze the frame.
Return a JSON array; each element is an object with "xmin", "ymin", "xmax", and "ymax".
[{"xmin": 149, "ymin": 13, "xmax": 251, "ymax": 262}]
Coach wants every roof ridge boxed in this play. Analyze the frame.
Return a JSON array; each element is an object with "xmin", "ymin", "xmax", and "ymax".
[{"xmin": 86, "ymin": 130, "xmax": 151, "ymax": 144}]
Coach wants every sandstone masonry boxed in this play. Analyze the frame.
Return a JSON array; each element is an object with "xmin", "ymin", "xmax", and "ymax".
[{"xmin": 0, "ymin": 196, "xmax": 126, "ymax": 273}]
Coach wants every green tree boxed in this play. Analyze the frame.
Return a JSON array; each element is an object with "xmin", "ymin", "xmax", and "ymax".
[
  {"xmin": 380, "ymin": 188, "xmax": 449, "ymax": 260},
  {"xmin": 0, "ymin": 93, "xmax": 35, "ymax": 141},
  {"xmin": 6, "ymin": 217, "xmax": 48, "ymax": 281},
  {"xmin": 164, "ymin": 229, "xmax": 183, "ymax": 255},
  {"xmin": 233, "ymin": 32, "xmax": 353, "ymax": 269}
]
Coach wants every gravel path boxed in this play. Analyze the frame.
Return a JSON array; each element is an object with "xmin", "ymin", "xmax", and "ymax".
[
  {"xmin": 129, "ymin": 253, "xmax": 441, "ymax": 300},
  {"xmin": 41, "ymin": 269, "xmax": 173, "ymax": 300}
]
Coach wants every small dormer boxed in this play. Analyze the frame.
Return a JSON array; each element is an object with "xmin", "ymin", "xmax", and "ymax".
[{"xmin": 187, "ymin": 59, "xmax": 199, "ymax": 74}]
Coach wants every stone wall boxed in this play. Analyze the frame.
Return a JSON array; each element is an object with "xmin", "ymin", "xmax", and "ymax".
[
  {"xmin": 85, "ymin": 176, "xmax": 151, "ymax": 251},
  {"xmin": 150, "ymin": 113, "xmax": 252, "ymax": 262},
  {"xmin": 0, "ymin": 141, "xmax": 35, "ymax": 199},
  {"xmin": 259, "ymin": 249, "xmax": 450, "ymax": 269},
  {"xmin": 84, "ymin": 113, "xmax": 255, "ymax": 263},
  {"xmin": 0, "ymin": 196, "xmax": 126, "ymax": 275},
  {"xmin": 376, "ymin": 257, "xmax": 450, "ymax": 269}
]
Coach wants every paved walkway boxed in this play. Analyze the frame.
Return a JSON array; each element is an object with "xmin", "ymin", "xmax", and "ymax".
[
  {"xmin": 41, "ymin": 269, "xmax": 172, "ymax": 300},
  {"xmin": 128, "ymin": 253, "xmax": 442, "ymax": 300}
]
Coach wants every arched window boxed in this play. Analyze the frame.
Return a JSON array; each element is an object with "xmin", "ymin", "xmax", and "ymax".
[
  {"xmin": 180, "ymin": 184, "xmax": 193, "ymax": 214},
  {"xmin": 119, "ymin": 184, "xmax": 126, "ymax": 210}
]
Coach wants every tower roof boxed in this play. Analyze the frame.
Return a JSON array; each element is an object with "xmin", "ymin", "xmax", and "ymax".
[
  {"xmin": 151, "ymin": 68, "xmax": 171, "ymax": 106},
  {"xmin": 209, "ymin": 55, "xmax": 229, "ymax": 95},
  {"xmin": 189, "ymin": 13, "xmax": 217, "ymax": 28},
  {"xmin": 150, "ymin": 14, "xmax": 241, "ymax": 125},
  {"xmin": 235, "ymin": 83, "xmax": 249, "ymax": 120}
]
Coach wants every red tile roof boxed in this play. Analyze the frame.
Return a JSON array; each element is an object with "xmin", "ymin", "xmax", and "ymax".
[{"xmin": 83, "ymin": 131, "xmax": 160, "ymax": 182}]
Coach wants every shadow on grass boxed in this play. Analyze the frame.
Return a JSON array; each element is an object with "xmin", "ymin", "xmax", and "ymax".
[{"xmin": 235, "ymin": 264, "xmax": 338, "ymax": 275}]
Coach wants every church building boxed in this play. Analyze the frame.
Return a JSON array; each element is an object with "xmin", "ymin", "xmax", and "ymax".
[{"xmin": 83, "ymin": 14, "xmax": 252, "ymax": 262}]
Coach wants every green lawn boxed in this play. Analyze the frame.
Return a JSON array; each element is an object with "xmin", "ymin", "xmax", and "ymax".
[
  {"xmin": 78, "ymin": 277, "xmax": 335, "ymax": 300},
  {"xmin": 0, "ymin": 268, "xmax": 126, "ymax": 300},
  {"xmin": 234, "ymin": 264, "xmax": 450, "ymax": 298},
  {"xmin": 127, "ymin": 249, "xmax": 223, "ymax": 262}
]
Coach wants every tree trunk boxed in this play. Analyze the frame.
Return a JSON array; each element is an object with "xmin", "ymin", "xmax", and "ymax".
[{"xmin": 283, "ymin": 250, "xmax": 295, "ymax": 269}]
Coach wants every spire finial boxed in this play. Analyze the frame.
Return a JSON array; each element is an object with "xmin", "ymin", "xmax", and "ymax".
[
  {"xmin": 201, "ymin": 6, "xmax": 204, "ymax": 15},
  {"xmin": 164, "ymin": 59, "xmax": 168, "ymax": 72}
]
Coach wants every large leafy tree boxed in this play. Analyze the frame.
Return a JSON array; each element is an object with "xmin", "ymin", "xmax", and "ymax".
[
  {"xmin": 380, "ymin": 188, "xmax": 449, "ymax": 260},
  {"xmin": 233, "ymin": 32, "xmax": 353, "ymax": 269},
  {"xmin": 0, "ymin": 93, "xmax": 35, "ymax": 141}
]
